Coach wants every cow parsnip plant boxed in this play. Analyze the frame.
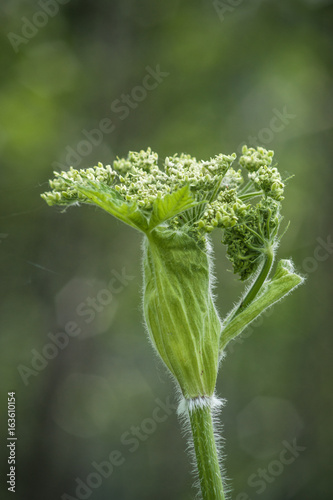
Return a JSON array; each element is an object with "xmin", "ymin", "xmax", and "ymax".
[{"xmin": 42, "ymin": 146, "xmax": 303, "ymax": 500}]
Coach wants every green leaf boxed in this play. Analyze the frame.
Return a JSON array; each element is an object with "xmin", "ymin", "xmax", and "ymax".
[
  {"xmin": 148, "ymin": 184, "xmax": 204, "ymax": 230},
  {"xmin": 59, "ymin": 176, "xmax": 149, "ymax": 232},
  {"xmin": 219, "ymin": 259, "xmax": 304, "ymax": 351}
]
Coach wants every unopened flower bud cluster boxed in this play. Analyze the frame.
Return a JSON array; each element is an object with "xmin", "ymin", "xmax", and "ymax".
[
  {"xmin": 43, "ymin": 164, "xmax": 117, "ymax": 205},
  {"xmin": 222, "ymin": 198, "xmax": 281, "ymax": 279},
  {"xmin": 42, "ymin": 145, "xmax": 286, "ymax": 280}
]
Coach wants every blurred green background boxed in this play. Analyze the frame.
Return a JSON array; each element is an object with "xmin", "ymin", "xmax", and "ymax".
[{"xmin": 1, "ymin": 0, "xmax": 332, "ymax": 499}]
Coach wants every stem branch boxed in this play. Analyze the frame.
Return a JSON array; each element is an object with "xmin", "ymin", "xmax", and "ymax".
[{"xmin": 225, "ymin": 248, "xmax": 274, "ymax": 326}]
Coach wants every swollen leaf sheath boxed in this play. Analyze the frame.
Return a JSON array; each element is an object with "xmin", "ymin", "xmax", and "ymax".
[{"xmin": 143, "ymin": 228, "xmax": 221, "ymax": 399}]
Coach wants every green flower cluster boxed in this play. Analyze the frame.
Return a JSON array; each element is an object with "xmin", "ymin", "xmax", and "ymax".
[
  {"xmin": 222, "ymin": 199, "xmax": 281, "ymax": 280},
  {"xmin": 42, "ymin": 145, "xmax": 286, "ymax": 280},
  {"xmin": 42, "ymin": 164, "xmax": 117, "ymax": 205},
  {"xmin": 239, "ymin": 146, "xmax": 284, "ymax": 201},
  {"xmin": 239, "ymin": 146, "xmax": 274, "ymax": 171},
  {"xmin": 42, "ymin": 148, "xmax": 238, "ymax": 212}
]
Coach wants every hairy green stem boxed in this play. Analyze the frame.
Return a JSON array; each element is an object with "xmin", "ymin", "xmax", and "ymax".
[
  {"xmin": 225, "ymin": 249, "xmax": 274, "ymax": 326},
  {"xmin": 238, "ymin": 249, "xmax": 274, "ymax": 311},
  {"xmin": 188, "ymin": 403, "xmax": 225, "ymax": 500}
]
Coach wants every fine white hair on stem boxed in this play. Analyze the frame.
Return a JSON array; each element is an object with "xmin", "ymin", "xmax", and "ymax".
[
  {"xmin": 177, "ymin": 394, "xmax": 223, "ymax": 415},
  {"xmin": 177, "ymin": 395, "xmax": 232, "ymax": 500},
  {"xmin": 205, "ymin": 234, "xmax": 224, "ymax": 333}
]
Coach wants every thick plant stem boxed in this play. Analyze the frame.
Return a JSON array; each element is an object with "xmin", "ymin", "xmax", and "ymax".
[{"xmin": 188, "ymin": 402, "xmax": 225, "ymax": 500}]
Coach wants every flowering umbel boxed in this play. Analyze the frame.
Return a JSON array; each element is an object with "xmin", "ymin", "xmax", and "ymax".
[{"xmin": 42, "ymin": 146, "xmax": 303, "ymax": 399}]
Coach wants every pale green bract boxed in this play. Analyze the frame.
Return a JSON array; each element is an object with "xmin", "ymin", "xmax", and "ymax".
[{"xmin": 41, "ymin": 146, "xmax": 303, "ymax": 399}]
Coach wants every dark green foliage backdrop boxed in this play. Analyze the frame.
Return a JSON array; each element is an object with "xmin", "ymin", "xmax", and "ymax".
[{"xmin": 1, "ymin": 1, "xmax": 332, "ymax": 499}]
